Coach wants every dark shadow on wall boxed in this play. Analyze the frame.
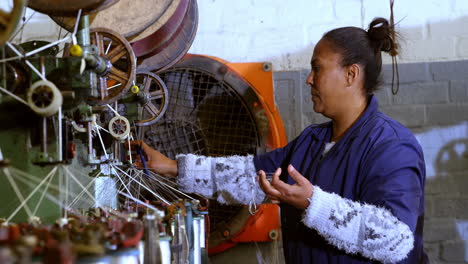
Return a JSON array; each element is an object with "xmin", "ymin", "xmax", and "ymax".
[{"xmin": 423, "ymin": 138, "xmax": 468, "ymax": 263}]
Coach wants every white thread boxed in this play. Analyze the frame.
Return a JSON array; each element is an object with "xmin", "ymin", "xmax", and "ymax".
[
  {"xmin": 6, "ymin": 167, "xmax": 57, "ymax": 223},
  {"xmin": 67, "ymin": 170, "xmax": 102, "ymax": 208},
  {"xmin": 32, "ymin": 168, "xmax": 56, "ymax": 216},
  {"xmin": 25, "ymin": 60, "xmax": 46, "ymax": 81},
  {"xmin": 72, "ymin": 9, "xmax": 82, "ymax": 36},
  {"xmin": 0, "ymin": 85, "xmax": 29, "ymax": 106},
  {"xmin": 10, "ymin": 11, "xmax": 36, "ymax": 41},
  {"xmin": 63, "ymin": 166, "xmax": 97, "ymax": 206},
  {"xmin": 135, "ymin": 168, "xmax": 196, "ymax": 201},
  {"xmin": 7, "ymin": 166, "xmax": 85, "ymax": 212},
  {"xmin": 25, "ymin": 36, "xmax": 71, "ymax": 57},
  {"xmin": 5, "ymin": 42, "xmax": 22, "ymax": 56},
  {"xmin": 248, "ymin": 173, "xmax": 258, "ymax": 215},
  {"xmin": 112, "ymin": 165, "xmax": 170, "ymax": 205},
  {"xmin": 0, "ymin": 56, "xmax": 22, "ymax": 63},
  {"xmin": 6, "ymin": 42, "xmax": 46, "ymax": 81},
  {"xmin": 9, "ymin": 167, "xmax": 62, "ymax": 194},
  {"xmin": 119, "ymin": 191, "xmax": 160, "ymax": 212},
  {"xmin": 11, "ymin": 172, "xmax": 69, "ymax": 211},
  {"xmin": 95, "ymin": 124, "xmax": 110, "ymax": 134},
  {"xmin": 3, "ymin": 168, "xmax": 33, "ymax": 218},
  {"xmin": 72, "ymin": 35, "xmax": 77, "ymax": 46},
  {"xmin": 127, "ymin": 136, "xmax": 133, "ymax": 164},
  {"xmin": 147, "ymin": 170, "xmax": 196, "ymax": 200},
  {"xmin": 106, "ymin": 104, "xmax": 120, "ymax": 116},
  {"xmin": 94, "ymin": 124, "xmax": 109, "ymax": 160},
  {"xmin": 113, "ymin": 165, "xmax": 171, "ymax": 204},
  {"xmin": 113, "ymin": 167, "xmax": 135, "ymax": 198}
]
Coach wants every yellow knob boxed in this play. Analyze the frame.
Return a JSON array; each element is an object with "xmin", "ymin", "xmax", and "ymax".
[
  {"xmin": 131, "ymin": 85, "xmax": 140, "ymax": 94},
  {"xmin": 70, "ymin": 44, "xmax": 83, "ymax": 57}
]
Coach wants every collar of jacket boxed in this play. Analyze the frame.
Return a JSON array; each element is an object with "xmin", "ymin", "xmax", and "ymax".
[{"xmin": 309, "ymin": 95, "xmax": 379, "ymax": 145}]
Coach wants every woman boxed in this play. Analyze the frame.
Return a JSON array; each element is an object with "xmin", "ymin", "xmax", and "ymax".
[{"xmin": 133, "ymin": 17, "xmax": 427, "ymax": 263}]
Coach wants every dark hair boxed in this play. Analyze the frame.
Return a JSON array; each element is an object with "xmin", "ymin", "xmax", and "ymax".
[{"xmin": 323, "ymin": 17, "xmax": 398, "ymax": 95}]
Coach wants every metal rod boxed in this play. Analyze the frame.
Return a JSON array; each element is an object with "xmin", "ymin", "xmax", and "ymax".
[
  {"xmin": 87, "ymin": 122, "xmax": 93, "ymax": 156},
  {"xmin": 58, "ymin": 107, "xmax": 62, "ymax": 161},
  {"xmin": 42, "ymin": 117, "xmax": 47, "ymax": 154},
  {"xmin": 77, "ymin": 15, "xmax": 90, "ymax": 46}
]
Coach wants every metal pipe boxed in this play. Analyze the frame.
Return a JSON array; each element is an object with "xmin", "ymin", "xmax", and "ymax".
[
  {"xmin": 87, "ymin": 122, "xmax": 93, "ymax": 156},
  {"xmin": 42, "ymin": 117, "xmax": 47, "ymax": 154},
  {"xmin": 58, "ymin": 107, "xmax": 62, "ymax": 161},
  {"xmin": 77, "ymin": 15, "xmax": 90, "ymax": 46}
]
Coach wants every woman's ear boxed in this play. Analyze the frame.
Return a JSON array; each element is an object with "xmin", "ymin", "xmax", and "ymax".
[{"xmin": 345, "ymin": 64, "xmax": 361, "ymax": 86}]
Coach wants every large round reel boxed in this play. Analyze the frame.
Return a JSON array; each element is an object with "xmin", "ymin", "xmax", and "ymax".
[
  {"xmin": 136, "ymin": 0, "xmax": 198, "ymax": 73},
  {"xmin": 27, "ymin": 80, "xmax": 63, "ymax": 117},
  {"xmin": 87, "ymin": 28, "xmax": 136, "ymax": 106},
  {"xmin": 27, "ymin": 0, "xmax": 119, "ymax": 16},
  {"xmin": 134, "ymin": 71, "xmax": 169, "ymax": 126},
  {"xmin": 108, "ymin": 115, "xmax": 131, "ymax": 140},
  {"xmin": 51, "ymin": 0, "xmax": 175, "ymax": 38}
]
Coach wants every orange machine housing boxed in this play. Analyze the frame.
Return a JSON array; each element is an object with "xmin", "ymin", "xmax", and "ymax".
[{"xmin": 201, "ymin": 55, "xmax": 287, "ymax": 254}]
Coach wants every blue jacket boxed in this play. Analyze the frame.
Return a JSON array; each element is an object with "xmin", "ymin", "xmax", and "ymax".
[{"xmin": 254, "ymin": 96, "xmax": 427, "ymax": 263}]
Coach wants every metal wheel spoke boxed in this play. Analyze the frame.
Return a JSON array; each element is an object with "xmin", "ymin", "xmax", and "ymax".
[
  {"xmin": 87, "ymin": 28, "xmax": 136, "ymax": 105},
  {"xmin": 142, "ymin": 75, "xmax": 152, "ymax": 92},
  {"xmin": 145, "ymin": 102, "xmax": 160, "ymax": 116},
  {"xmin": 94, "ymin": 32, "xmax": 105, "ymax": 55},
  {"xmin": 99, "ymin": 77, "xmax": 108, "ymax": 99},
  {"xmin": 149, "ymin": 90, "xmax": 163, "ymax": 99}
]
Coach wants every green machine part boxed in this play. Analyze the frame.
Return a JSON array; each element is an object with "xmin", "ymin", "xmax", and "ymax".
[{"xmin": 0, "ymin": 15, "xmax": 111, "ymax": 224}]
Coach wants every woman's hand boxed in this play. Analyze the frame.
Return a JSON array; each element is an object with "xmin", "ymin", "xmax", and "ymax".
[
  {"xmin": 258, "ymin": 165, "xmax": 314, "ymax": 209},
  {"xmin": 129, "ymin": 140, "xmax": 178, "ymax": 178}
]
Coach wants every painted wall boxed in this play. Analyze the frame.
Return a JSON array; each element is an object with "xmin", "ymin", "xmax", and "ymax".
[
  {"xmin": 2, "ymin": 0, "xmax": 468, "ymax": 263},
  {"xmin": 191, "ymin": 0, "xmax": 468, "ymax": 70}
]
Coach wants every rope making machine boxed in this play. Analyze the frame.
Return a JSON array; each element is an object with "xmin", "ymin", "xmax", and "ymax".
[{"xmin": 0, "ymin": 0, "xmax": 287, "ymax": 263}]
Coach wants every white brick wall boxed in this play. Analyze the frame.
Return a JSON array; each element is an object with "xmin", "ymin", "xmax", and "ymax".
[
  {"xmin": 190, "ymin": 0, "xmax": 468, "ymax": 70},
  {"xmin": 4, "ymin": 1, "xmax": 468, "ymax": 70}
]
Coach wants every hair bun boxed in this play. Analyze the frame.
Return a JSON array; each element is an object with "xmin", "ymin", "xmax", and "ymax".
[{"xmin": 367, "ymin": 17, "xmax": 398, "ymax": 56}]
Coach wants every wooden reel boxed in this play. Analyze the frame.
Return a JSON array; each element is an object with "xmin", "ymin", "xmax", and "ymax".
[
  {"xmin": 0, "ymin": 0, "xmax": 26, "ymax": 46},
  {"xmin": 27, "ymin": 0, "xmax": 119, "ymax": 16}
]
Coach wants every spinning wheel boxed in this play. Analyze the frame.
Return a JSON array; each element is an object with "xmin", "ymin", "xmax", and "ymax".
[
  {"xmin": 87, "ymin": 28, "xmax": 136, "ymax": 106},
  {"xmin": 0, "ymin": 0, "xmax": 26, "ymax": 46},
  {"xmin": 134, "ymin": 71, "xmax": 169, "ymax": 126}
]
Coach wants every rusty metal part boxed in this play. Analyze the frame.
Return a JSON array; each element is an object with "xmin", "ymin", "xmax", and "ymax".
[
  {"xmin": 136, "ymin": 0, "xmax": 198, "ymax": 73},
  {"xmin": 51, "ymin": 0, "xmax": 175, "ymax": 38},
  {"xmin": 87, "ymin": 28, "xmax": 136, "ymax": 105},
  {"xmin": 134, "ymin": 71, "xmax": 169, "ymax": 126},
  {"xmin": 27, "ymin": 0, "xmax": 119, "ymax": 16},
  {"xmin": 130, "ymin": 0, "xmax": 188, "ymax": 56},
  {"xmin": 0, "ymin": 0, "xmax": 26, "ymax": 46}
]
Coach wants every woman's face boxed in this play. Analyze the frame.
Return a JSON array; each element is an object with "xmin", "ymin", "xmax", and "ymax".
[{"xmin": 306, "ymin": 38, "xmax": 349, "ymax": 118}]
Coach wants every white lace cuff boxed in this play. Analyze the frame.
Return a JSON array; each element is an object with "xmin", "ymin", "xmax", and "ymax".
[
  {"xmin": 176, "ymin": 154, "xmax": 264, "ymax": 205},
  {"xmin": 303, "ymin": 186, "xmax": 414, "ymax": 263}
]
